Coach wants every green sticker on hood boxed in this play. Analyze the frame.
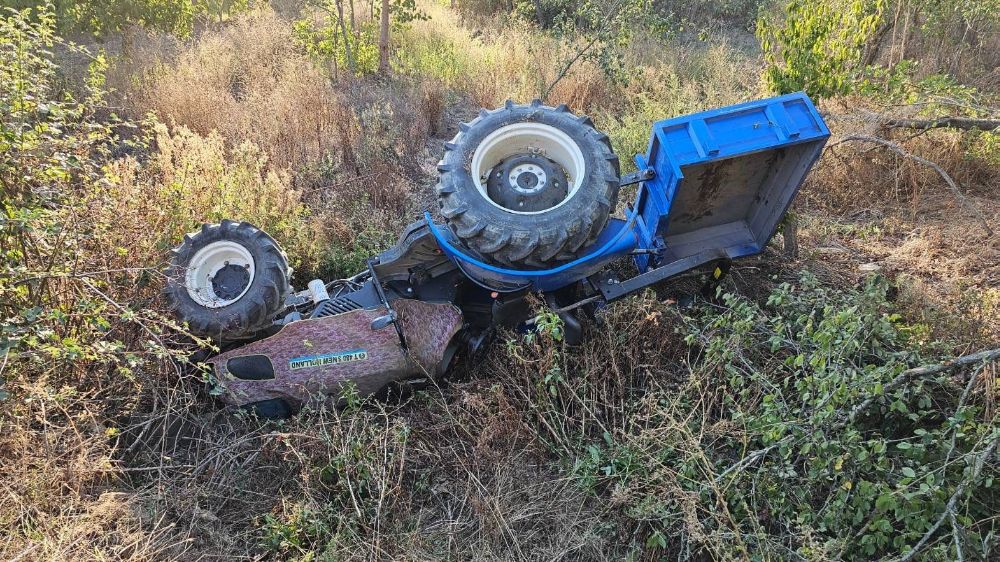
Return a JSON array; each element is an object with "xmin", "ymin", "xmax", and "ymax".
[{"xmin": 289, "ymin": 349, "xmax": 368, "ymax": 371}]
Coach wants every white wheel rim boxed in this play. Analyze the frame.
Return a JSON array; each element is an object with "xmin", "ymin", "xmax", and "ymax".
[
  {"xmin": 184, "ymin": 240, "xmax": 256, "ymax": 308},
  {"xmin": 471, "ymin": 122, "xmax": 586, "ymax": 215}
]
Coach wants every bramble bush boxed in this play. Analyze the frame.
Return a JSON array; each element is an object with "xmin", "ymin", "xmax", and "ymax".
[
  {"xmin": 0, "ymin": 11, "xmax": 334, "ymax": 555},
  {"xmin": 1, "ymin": 8, "xmax": 199, "ymax": 555},
  {"xmin": 1, "ymin": 4, "xmax": 188, "ymax": 380},
  {"xmin": 496, "ymin": 273, "xmax": 998, "ymax": 559}
]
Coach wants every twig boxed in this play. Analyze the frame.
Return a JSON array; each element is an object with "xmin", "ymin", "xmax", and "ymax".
[
  {"xmin": 884, "ymin": 116, "xmax": 1000, "ymax": 131},
  {"xmin": 88, "ymin": 464, "xmax": 197, "ymax": 473},
  {"xmin": 950, "ymin": 510, "xmax": 965, "ymax": 562},
  {"xmin": 714, "ymin": 443, "xmax": 779, "ymax": 483},
  {"xmin": 942, "ymin": 363, "xmax": 987, "ymax": 471},
  {"xmin": 12, "ymin": 266, "xmax": 163, "ymax": 287},
  {"xmin": 830, "ymin": 135, "xmax": 994, "ymax": 236},
  {"xmin": 893, "ymin": 434, "xmax": 999, "ymax": 562}
]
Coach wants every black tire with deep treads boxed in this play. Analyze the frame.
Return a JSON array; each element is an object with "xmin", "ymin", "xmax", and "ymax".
[
  {"xmin": 164, "ymin": 220, "xmax": 290, "ymax": 340},
  {"xmin": 435, "ymin": 100, "xmax": 620, "ymax": 268}
]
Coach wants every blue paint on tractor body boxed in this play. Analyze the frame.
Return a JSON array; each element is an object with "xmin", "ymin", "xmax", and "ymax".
[{"xmin": 427, "ymin": 92, "xmax": 830, "ymax": 294}]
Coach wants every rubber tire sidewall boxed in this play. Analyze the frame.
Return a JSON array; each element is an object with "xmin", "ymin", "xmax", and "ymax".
[
  {"xmin": 436, "ymin": 102, "xmax": 620, "ymax": 267},
  {"xmin": 165, "ymin": 221, "xmax": 290, "ymax": 340}
]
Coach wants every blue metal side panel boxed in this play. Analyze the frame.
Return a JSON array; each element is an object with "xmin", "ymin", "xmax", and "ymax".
[
  {"xmin": 639, "ymin": 91, "xmax": 829, "ymax": 248},
  {"xmin": 648, "ymin": 92, "xmax": 829, "ymax": 167}
]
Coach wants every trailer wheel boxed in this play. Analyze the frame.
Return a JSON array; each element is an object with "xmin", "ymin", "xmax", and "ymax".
[
  {"xmin": 164, "ymin": 220, "xmax": 291, "ymax": 339},
  {"xmin": 435, "ymin": 100, "xmax": 620, "ymax": 268}
]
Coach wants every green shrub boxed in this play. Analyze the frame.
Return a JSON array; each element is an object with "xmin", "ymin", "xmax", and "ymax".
[
  {"xmin": 496, "ymin": 273, "xmax": 998, "ymax": 559},
  {"xmin": 294, "ymin": 14, "xmax": 381, "ymax": 76},
  {"xmin": 5, "ymin": 0, "xmax": 253, "ymax": 37},
  {"xmin": 1, "ymin": 5, "xmax": 183, "ymax": 373},
  {"xmin": 757, "ymin": 0, "xmax": 887, "ymax": 98}
]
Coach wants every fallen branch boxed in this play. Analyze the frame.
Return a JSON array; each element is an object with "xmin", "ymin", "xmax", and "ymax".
[
  {"xmin": 885, "ymin": 116, "xmax": 1000, "ymax": 131},
  {"xmin": 893, "ymin": 434, "xmax": 999, "ymax": 562},
  {"xmin": 717, "ymin": 348, "xmax": 999, "ymax": 484},
  {"xmin": 896, "ymin": 347, "xmax": 1000, "ymax": 379},
  {"xmin": 829, "ymin": 135, "xmax": 994, "ymax": 237},
  {"xmin": 849, "ymin": 348, "xmax": 1000, "ymax": 421}
]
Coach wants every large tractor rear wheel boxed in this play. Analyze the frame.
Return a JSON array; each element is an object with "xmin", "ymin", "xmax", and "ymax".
[{"xmin": 435, "ymin": 100, "xmax": 620, "ymax": 268}]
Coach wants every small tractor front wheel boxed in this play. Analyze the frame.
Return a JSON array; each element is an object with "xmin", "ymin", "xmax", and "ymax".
[{"xmin": 164, "ymin": 220, "xmax": 291, "ymax": 340}]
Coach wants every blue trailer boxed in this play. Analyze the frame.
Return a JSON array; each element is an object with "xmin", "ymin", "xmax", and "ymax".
[{"xmin": 165, "ymin": 93, "xmax": 831, "ymax": 414}]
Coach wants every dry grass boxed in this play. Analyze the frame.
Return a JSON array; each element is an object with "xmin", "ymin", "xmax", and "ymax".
[
  {"xmin": 398, "ymin": 3, "xmax": 614, "ymax": 110},
  {"xmin": 112, "ymin": 7, "xmax": 433, "ymax": 197},
  {"xmin": 795, "ymin": 96, "xmax": 1000, "ymax": 344},
  {"xmin": 109, "ymin": 7, "xmax": 444, "ymax": 280},
  {"xmin": 114, "ymin": 9, "xmax": 344, "ymax": 172}
]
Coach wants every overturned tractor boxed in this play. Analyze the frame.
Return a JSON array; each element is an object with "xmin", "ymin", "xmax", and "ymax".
[{"xmin": 164, "ymin": 94, "xmax": 830, "ymax": 416}]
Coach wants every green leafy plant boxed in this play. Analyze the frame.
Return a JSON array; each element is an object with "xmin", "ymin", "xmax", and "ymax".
[
  {"xmin": 294, "ymin": 0, "xmax": 428, "ymax": 76},
  {"xmin": 757, "ymin": 0, "xmax": 887, "ymax": 98},
  {"xmin": 497, "ymin": 273, "xmax": 998, "ymax": 559}
]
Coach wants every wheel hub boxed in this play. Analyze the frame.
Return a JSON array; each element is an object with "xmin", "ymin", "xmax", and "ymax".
[
  {"xmin": 486, "ymin": 154, "xmax": 568, "ymax": 212},
  {"xmin": 211, "ymin": 263, "xmax": 251, "ymax": 301}
]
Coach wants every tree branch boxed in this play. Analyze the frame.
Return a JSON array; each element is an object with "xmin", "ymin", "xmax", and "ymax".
[
  {"xmin": 884, "ymin": 116, "xmax": 1000, "ymax": 131},
  {"xmin": 829, "ymin": 135, "xmax": 994, "ymax": 237},
  {"xmin": 849, "ymin": 348, "xmax": 1000, "ymax": 421},
  {"xmin": 894, "ymin": 434, "xmax": 999, "ymax": 562}
]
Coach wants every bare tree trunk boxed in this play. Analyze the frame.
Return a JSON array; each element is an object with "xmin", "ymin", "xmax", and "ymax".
[
  {"xmin": 783, "ymin": 214, "xmax": 799, "ymax": 258},
  {"xmin": 331, "ymin": 27, "xmax": 339, "ymax": 79},
  {"xmin": 378, "ymin": 0, "xmax": 390, "ymax": 75},
  {"xmin": 333, "ymin": 0, "xmax": 355, "ymax": 73},
  {"xmin": 900, "ymin": 4, "xmax": 914, "ymax": 64},
  {"xmin": 348, "ymin": 0, "xmax": 356, "ymax": 32},
  {"xmin": 531, "ymin": 0, "xmax": 544, "ymax": 26}
]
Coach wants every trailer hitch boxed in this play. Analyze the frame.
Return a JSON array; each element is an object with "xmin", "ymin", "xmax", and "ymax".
[{"xmin": 619, "ymin": 167, "xmax": 655, "ymax": 187}]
